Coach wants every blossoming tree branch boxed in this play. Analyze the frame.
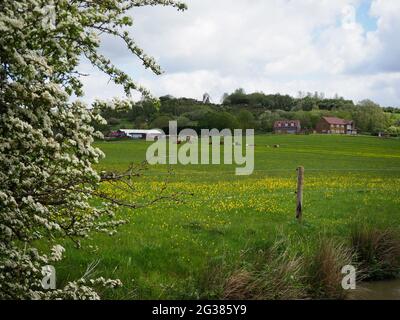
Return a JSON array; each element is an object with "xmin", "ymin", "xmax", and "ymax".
[{"xmin": 0, "ymin": 0, "xmax": 186, "ymax": 299}]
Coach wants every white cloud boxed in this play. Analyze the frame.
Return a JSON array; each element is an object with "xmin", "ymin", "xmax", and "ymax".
[
  {"xmin": 367, "ymin": 0, "xmax": 400, "ymax": 72},
  {"xmin": 78, "ymin": 0, "xmax": 400, "ymax": 106}
]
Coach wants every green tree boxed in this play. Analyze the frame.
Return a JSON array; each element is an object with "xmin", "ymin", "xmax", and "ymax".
[
  {"xmin": 353, "ymin": 100, "xmax": 390, "ymax": 134},
  {"xmin": 199, "ymin": 111, "xmax": 239, "ymax": 130},
  {"xmin": 151, "ymin": 115, "xmax": 175, "ymax": 129},
  {"xmin": 259, "ymin": 111, "xmax": 281, "ymax": 132},
  {"xmin": 237, "ymin": 109, "xmax": 256, "ymax": 129},
  {"xmin": 0, "ymin": 0, "xmax": 186, "ymax": 300},
  {"xmin": 227, "ymin": 88, "xmax": 250, "ymax": 105},
  {"xmin": 176, "ymin": 115, "xmax": 195, "ymax": 128}
]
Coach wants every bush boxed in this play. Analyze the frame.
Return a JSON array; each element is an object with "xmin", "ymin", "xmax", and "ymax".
[
  {"xmin": 351, "ymin": 226, "xmax": 400, "ymax": 280},
  {"xmin": 222, "ymin": 239, "xmax": 355, "ymax": 300},
  {"xmin": 223, "ymin": 243, "xmax": 307, "ymax": 300},
  {"xmin": 204, "ymin": 229, "xmax": 400, "ymax": 301},
  {"xmin": 308, "ymin": 239, "xmax": 354, "ymax": 299}
]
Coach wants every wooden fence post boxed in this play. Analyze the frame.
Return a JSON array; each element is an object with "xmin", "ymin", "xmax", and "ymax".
[{"xmin": 296, "ymin": 166, "xmax": 304, "ymax": 222}]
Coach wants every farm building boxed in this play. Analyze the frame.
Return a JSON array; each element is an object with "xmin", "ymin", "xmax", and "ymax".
[
  {"xmin": 316, "ymin": 117, "xmax": 357, "ymax": 135},
  {"xmin": 273, "ymin": 120, "xmax": 301, "ymax": 134},
  {"xmin": 111, "ymin": 129, "xmax": 165, "ymax": 141}
]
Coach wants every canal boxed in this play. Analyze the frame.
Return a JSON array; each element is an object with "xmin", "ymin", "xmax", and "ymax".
[{"xmin": 349, "ymin": 280, "xmax": 400, "ymax": 300}]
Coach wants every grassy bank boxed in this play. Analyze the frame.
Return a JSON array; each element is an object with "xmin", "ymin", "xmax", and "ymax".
[{"xmin": 46, "ymin": 135, "xmax": 400, "ymax": 299}]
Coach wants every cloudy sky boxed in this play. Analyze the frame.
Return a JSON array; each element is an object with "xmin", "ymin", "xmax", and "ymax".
[{"xmin": 80, "ymin": 0, "xmax": 400, "ymax": 107}]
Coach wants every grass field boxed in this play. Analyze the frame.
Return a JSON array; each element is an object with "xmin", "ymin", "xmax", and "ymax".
[{"xmin": 49, "ymin": 135, "xmax": 400, "ymax": 299}]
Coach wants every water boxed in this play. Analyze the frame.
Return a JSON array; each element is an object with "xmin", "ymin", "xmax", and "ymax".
[{"xmin": 349, "ymin": 280, "xmax": 400, "ymax": 300}]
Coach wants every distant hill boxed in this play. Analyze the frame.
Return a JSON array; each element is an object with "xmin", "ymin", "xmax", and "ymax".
[{"xmin": 94, "ymin": 91, "xmax": 400, "ymax": 137}]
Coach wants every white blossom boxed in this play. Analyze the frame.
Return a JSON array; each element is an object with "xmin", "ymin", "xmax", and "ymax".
[{"xmin": 0, "ymin": 0, "xmax": 186, "ymax": 300}]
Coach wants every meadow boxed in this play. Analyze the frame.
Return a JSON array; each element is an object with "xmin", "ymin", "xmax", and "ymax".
[{"xmin": 51, "ymin": 135, "xmax": 400, "ymax": 299}]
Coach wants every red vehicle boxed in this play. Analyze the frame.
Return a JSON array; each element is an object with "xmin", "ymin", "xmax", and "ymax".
[{"xmin": 109, "ymin": 131, "xmax": 127, "ymax": 138}]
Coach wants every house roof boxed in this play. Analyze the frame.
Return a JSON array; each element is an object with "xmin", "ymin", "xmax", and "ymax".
[
  {"xmin": 322, "ymin": 117, "xmax": 352, "ymax": 125},
  {"xmin": 119, "ymin": 129, "xmax": 164, "ymax": 135},
  {"xmin": 274, "ymin": 120, "xmax": 301, "ymax": 127}
]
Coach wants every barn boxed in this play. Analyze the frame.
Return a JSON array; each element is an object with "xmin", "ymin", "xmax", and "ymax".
[{"xmin": 114, "ymin": 129, "xmax": 165, "ymax": 141}]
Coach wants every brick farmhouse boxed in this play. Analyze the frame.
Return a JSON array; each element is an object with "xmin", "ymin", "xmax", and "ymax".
[
  {"xmin": 273, "ymin": 120, "xmax": 302, "ymax": 134},
  {"xmin": 316, "ymin": 117, "xmax": 357, "ymax": 135}
]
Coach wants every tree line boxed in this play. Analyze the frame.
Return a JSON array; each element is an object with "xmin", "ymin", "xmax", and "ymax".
[{"xmin": 97, "ymin": 89, "xmax": 400, "ymax": 136}]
